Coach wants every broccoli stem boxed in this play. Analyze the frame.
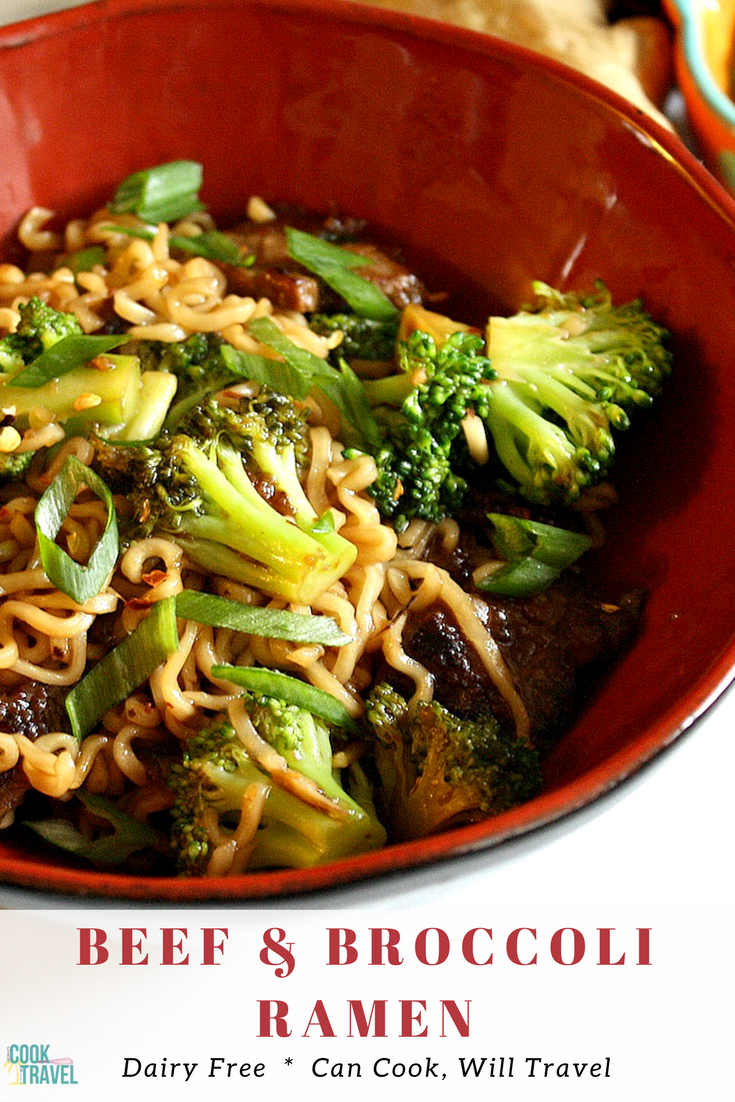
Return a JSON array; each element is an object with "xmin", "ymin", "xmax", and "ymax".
[
  {"xmin": 485, "ymin": 381, "xmax": 580, "ymax": 497},
  {"xmin": 175, "ymin": 438, "xmax": 356, "ymax": 603}
]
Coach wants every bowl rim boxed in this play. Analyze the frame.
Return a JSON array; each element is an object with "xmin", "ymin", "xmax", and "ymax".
[
  {"xmin": 1, "ymin": 676, "xmax": 731, "ymax": 902},
  {"xmin": 4, "ymin": 0, "xmax": 735, "ymax": 196},
  {"xmin": 2, "ymin": 0, "xmax": 735, "ymax": 900}
]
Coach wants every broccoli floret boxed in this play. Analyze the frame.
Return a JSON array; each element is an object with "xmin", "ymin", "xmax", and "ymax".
[
  {"xmin": 169, "ymin": 704, "xmax": 386, "ymax": 875},
  {"xmin": 93, "ymin": 388, "xmax": 357, "ymax": 605},
  {"xmin": 136, "ymin": 332, "xmax": 221, "ymax": 380},
  {"xmin": 483, "ymin": 281, "xmax": 672, "ymax": 504},
  {"xmin": 135, "ymin": 333, "xmax": 240, "ymax": 427},
  {"xmin": 363, "ymin": 683, "xmax": 542, "ymax": 841},
  {"xmin": 363, "ymin": 328, "xmax": 494, "ymax": 530},
  {"xmin": 310, "ymin": 312, "xmax": 399, "ymax": 360},
  {"xmin": 0, "ymin": 295, "xmax": 83, "ymax": 374}
]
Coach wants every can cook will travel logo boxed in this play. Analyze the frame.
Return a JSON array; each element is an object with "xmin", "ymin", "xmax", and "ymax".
[{"xmin": 4, "ymin": 1045, "xmax": 78, "ymax": 1086}]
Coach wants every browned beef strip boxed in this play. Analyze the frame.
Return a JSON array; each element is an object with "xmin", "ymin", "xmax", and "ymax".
[
  {"xmin": 222, "ymin": 210, "xmax": 427, "ymax": 313},
  {"xmin": 401, "ymin": 581, "xmax": 643, "ymax": 750},
  {"xmin": 336, "ymin": 242, "xmax": 427, "ymax": 309},
  {"xmin": 223, "ymin": 261, "xmax": 321, "ymax": 313},
  {"xmin": 0, "ymin": 682, "xmax": 69, "ymax": 822}
]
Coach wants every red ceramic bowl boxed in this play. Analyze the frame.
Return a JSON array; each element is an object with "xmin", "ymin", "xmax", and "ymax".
[{"xmin": 1, "ymin": 0, "xmax": 735, "ymax": 901}]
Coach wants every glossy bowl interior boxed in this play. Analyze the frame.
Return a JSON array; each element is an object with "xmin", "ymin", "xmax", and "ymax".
[
  {"xmin": 664, "ymin": 0, "xmax": 735, "ymax": 189},
  {"xmin": 2, "ymin": 0, "xmax": 735, "ymax": 901}
]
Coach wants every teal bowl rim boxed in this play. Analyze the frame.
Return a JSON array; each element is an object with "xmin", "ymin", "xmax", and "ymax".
[{"xmin": 667, "ymin": 0, "xmax": 735, "ymax": 130}]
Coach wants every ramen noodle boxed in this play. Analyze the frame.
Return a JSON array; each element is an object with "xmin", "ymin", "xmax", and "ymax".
[{"xmin": 0, "ymin": 170, "xmax": 652, "ymax": 877}]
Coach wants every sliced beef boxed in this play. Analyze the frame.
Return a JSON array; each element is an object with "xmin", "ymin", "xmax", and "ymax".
[
  {"xmin": 0, "ymin": 682, "xmax": 69, "ymax": 823},
  {"xmin": 227, "ymin": 265, "xmax": 321, "ymax": 314},
  {"xmin": 221, "ymin": 207, "xmax": 428, "ymax": 313},
  {"xmin": 402, "ymin": 581, "xmax": 643, "ymax": 750}
]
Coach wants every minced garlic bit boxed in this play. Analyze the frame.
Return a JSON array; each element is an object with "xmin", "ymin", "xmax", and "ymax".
[
  {"xmin": 90, "ymin": 355, "xmax": 115, "ymax": 372},
  {"xmin": 461, "ymin": 410, "xmax": 490, "ymax": 465},
  {"xmin": 0, "ymin": 425, "xmax": 21, "ymax": 453},
  {"xmin": 72, "ymin": 393, "xmax": 102, "ymax": 412},
  {"xmin": 246, "ymin": 196, "xmax": 276, "ymax": 224}
]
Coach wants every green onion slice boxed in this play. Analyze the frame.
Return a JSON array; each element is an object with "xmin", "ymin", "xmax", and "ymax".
[
  {"xmin": 478, "ymin": 513, "xmax": 592, "ymax": 597},
  {"xmin": 247, "ymin": 316, "xmax": 325, "ymax": 399},
  {"xmin": 318, "ymin": 357, "xmax": 383, "ymax": 451},
  {"xmin": 217, "ymin": 342, "xmax": 293, "ymax": 389},
  {"xmin": 476, "ymin": 556, "xmax": 561, "ymax": 598},
  {"xmin": 211, "ymin": 665, "xmax": 360, "ymax": 732},
  {"xmin": 286, "ymin": 227, "xmax": 399, "ymax": 321},
  {"xmin": 109, "ymin": 160, "xmax": 203, "ymax": 223},
  {"xmin": 311, "ymin": 510, "xmax": 336, "ymax": 535},
  {"xmin": 175, "ymin": 591, "xmax": 351, "ymax": 645},
  {"xmin": 11, "ymin": 334, "xmax": 126, "ymax": 387},
  {"xmin": 488, "ymin": 513, "xmax": 592, "ymax": 566},
  {"xmin": 64, "ymin": 246, "xmax": 107, "ymax": 274},
  {"xmin": 104, "ymin": 224, "xmax": 253, "ymax": 267},
  {"xmin": 24, "ymin": 790, "xmax": 159, "ymax": 866},
  {"xmin": 65, "ymin": 595, "xmax": 180, "ymax": 739},
  {"xmin": 35, "ymin": 457, "xmax": 119, "ymax": 605},
  {"xmin": 246, "ymin": 317, "xmax": 382, "ymax": 446}
]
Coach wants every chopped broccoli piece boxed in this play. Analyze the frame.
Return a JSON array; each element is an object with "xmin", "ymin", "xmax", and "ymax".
[
  {"xmin": 2, "ymin": 353, "xmax": 144, "ymax": 431},
  {"xmin": 483, "ymin": 281, "xmax": 672, "ymax": 504},
  {"xmin": 93, "ymin": 387, "xmax": 357, "ymax": 605},
  {"xmin": 310, "ymin": 312, "xmax": 399, "ymax": 360},
  {"xmin": 0, "ymin": 295, "xmax": 83, "ymax": 375},
  {"xmin": 363, "ymin": 683, "xmax": 542, "ymax": 841},
  {"xmin": 135, "ymin": 332, "xmax": 238, "ymax": 426},
  {"xmin": 0, "ymin": 449, "xmax": 34, "ymax": 482},
  {"xmin": 136, "ymin": 331, "xmax": 226, "ymax": 384},
  {"xmin": 169, "ymin": 704, "xmax": 386, "ymax": 875},
  {"xmin": 0, "ymin": 297, "xmax": 167, "ymax": 458},
  {"xmin": 363, "ymin": 328, "xmax": 494, "ymax": 530}
]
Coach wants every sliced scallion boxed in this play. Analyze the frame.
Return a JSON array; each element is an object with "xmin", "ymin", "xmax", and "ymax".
[
  {"xmin": 65, "ymin": 595, "xmax": 180, "ymax": 739},
  {"xmin": 175, "ymin": 590, "xmax": 351, "ymax": 645},
  {"xmin": 10, "ymin": 334, "xmax": 126, "ymax": 388},
  {"xmin": 246, "ymin": 317, "xmax": 382, "ymax": 446},
  {"xmin": 488, "ymin": 513, "xmax": 592, "ymax": 567},
  {"xmin": 211, "ymin": 664, "xmax": 360, "ymax": 732},
  {"xmin": 478, "ymin": 513, "xmax": 592, "ymax": 597},
  {"xmin": 104, "ymin": 224, "xmax": 253, "ymax": 267},
  {"xmin": 24, "ymin": 790, "xmax": 159, "ymax": 866},
  {"xmin": 35, "ymin": 457, "xmax": 118, "ymax": 605},
  {"xmin": 476, "ymin": 556, "xmax": 561, "ymax": 597},
  {"xmin": 64, "ymin": 246, "xmax": 107, "ymax": 274},
  {"xmin": 247, "ymin": 316, "xmax": 325, "ymax": 399},
  {"xmin": 109, "ymin": 160, "xmax": 204, "ymax": 224},
  {"xmin": 316, "ymin": 357, "xmax": 383, "ymax": 450},
  {"xmin": 286, "ymin": 226, "xmax": 399, "ymax": 321}
]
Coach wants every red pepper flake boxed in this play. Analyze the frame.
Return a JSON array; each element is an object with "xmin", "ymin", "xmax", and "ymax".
[
  {"xmin": 142, "ymin": 569, "xmax": 168, "ymax": 587},
  {"xmin": 126, "ymin": 595, "xmax": 155, "ymax": 610}
]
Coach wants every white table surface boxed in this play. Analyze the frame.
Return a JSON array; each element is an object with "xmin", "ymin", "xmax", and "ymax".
[{"xmin": 0, "ymin": 0, "xmax": 731, "ymax": 917}]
